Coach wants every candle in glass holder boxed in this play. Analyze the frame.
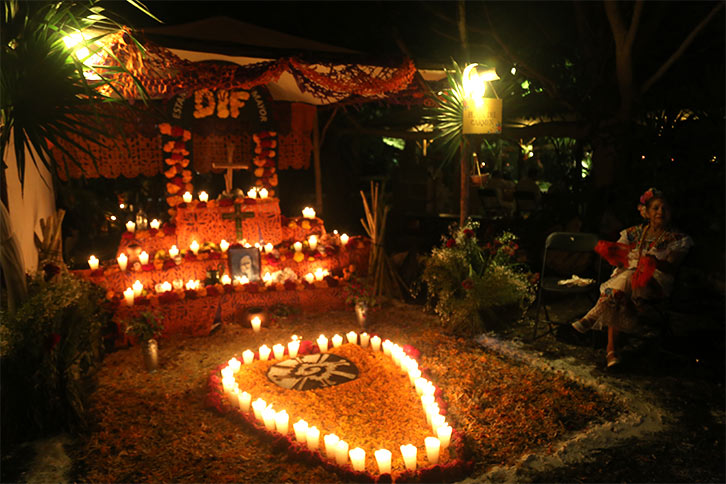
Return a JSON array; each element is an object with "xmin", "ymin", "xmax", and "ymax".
[
  {"xmin": 437, "ymin": 424, "xmax": 452, "ymax": 449},
  {"xmin": 400, "ymin": 444, "xmax": 417, "ymax": 471},
  {"xmin": 374, "ymin": 449, "xmax": 392, "ymax": 474},
  {"xmin": 198, "ymin": 191, "xmax": 209, "ymax": 202},
  {"xmin": 221, "ymin": 274, "xmax": 232, "ymax": 285},
  {"xmin": 304, "ymin": 273, "xmax": 315, "ymax": 284},
  {"xmin": 288, "ymin": 338, "xmax": 300, "ymax": 358},
  {"xmin": 331, "ymin": 334, "xmax": 343, "ymax": 348},
  {"xmin": 250, "ymin": 316, "xmax": 262, "ymax": 333},
  {"xmin": 272, "ymin": 344, "xmax": 285, "ymax": 360},
  {"xmin": 360, "ymin": 332, "xmax": 370, "ymax": 348},
  {"xmin": 425, "ymin": 437, "xmax": 440, "ymax": 465},
  {"xmin": 371, "ymin": 335, "xmax": 382, "ymax": 351},
  {"xmin": 126, "ymin": 221, "xmax": 136, "ymax": 232},
  {"xmin": 292, "ymin": 419, "xmax": 308, "ymax": 442},
  {"xmin": 293, "ymin": 241, "xmax": 303, "ymax": 252},
  {"xmin": 238, "ymin": 391, "xmax": 251, "ymax": 412},
  {"xmin": 220, "ymin": 239, "xmax": 229, "ymax": 252},
  {"xmin": 259, "ymin": 188, "xmax": 269, "ymax": 199},
  {"xmin": 139, "ymin": 251, "xmax": 149, "ymax": 265},
  {"xmin": 349, "ymin": 447, "xmax": 366, "ymax": 472},
  {"xmin": 190, "ymin": 240, "xmax": 200, "ymax": 255},
  {"xmin": 87, "ymin": 255, "xmax": 99, "ymax": 270},
  {"xmin": 306, "ymin": 426, "xmax": 320, "ymax": 450},
  {"xmin": 169, "ymin": 245, "xmax": 179, "ymax": 258},
  {"xmin": 258, "ymin": 344, "xmax": 271, "ymax": 361},
  {"xmin": 242, "ymin": 349, "xmax": 255, "ymax": 365},
  {"xmin": 123, "ymin": 287, "xmax": 134, "ymax": 306},
  {"xmin": 324, "ymin": 434, "xmax": 339, "ymax": 459},
  {"xmin": 117, "ymin": 253, "xmax": 128, "ymax": 271},
  {"xmin": 274, "ymin": 410, "xmax": 289, "ymax": 435},
  {"xmin": 262, "ymin": 406, "xmax": 276, "ymax": 431},
  {"xmin": 251, "ymin": 398, "xmax": 266, "ymax": 421},
  {"xmin": 149, "ymin": 219, "xmax": 161, "ymax": 230},
  {"xmin": 132, "ymin": 280, "xmax": 143, "ymax": 297},
  {"xmin": 302, "ymin": 207, "xmax": 316, "ymax": 219},
  {"xmin": 340, "ymin": 233, "xmax": 349, "ymax": 246},
  {"xmin": 317, "ymin": 334, "xmax": 328, "ymax": 353},
  {"xmin": 346, "ymin": 331, "xmax": 358, "ymax": 345},
  {"xmin": 182, "ymin": 191, "xmax": 192, "ymax": 203},
  {"xmin": 308, "ymin": 235, "xmax": 318, "ymax": 250},
  {"xmin": 335, "ymin": 440, "xmax": 349, "ymax": 466}
]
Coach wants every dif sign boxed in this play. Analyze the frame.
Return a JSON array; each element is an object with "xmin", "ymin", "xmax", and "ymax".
[{"xmin": 463, "ymin": 97, "xmax": 502, "ymax": 134}]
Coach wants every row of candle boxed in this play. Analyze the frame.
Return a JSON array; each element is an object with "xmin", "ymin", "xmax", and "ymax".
[{"xmin": 221, "ymin": 333, "xmax": 451, "ymax": 472}]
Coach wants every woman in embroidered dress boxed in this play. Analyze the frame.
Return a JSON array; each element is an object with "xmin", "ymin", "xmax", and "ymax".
[{"xmin": 572, "ymin": 188, "xmax": 693, "ymax": 368}]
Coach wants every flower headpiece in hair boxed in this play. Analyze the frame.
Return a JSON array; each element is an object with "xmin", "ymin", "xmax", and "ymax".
[{"xmin": 637, "ymin": 187, "xmax": 661, "ymax": 218}]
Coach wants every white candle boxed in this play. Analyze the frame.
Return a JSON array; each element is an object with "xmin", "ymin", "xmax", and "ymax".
[
  {"xmin": 251, "ymin": 398, "xmax": 267, "ymax": 421},
  {"xmin": 308, "ymin": 235, "xmax": 318, "ymax": 250},
  {"xmin": 272, "ymin": 344, "xmax": 285, "ymax": 360},
  {"xmin": 150, "ymin": 219, "xmax": 161, "ymax": 230},
  {"xmin": 139, "ymin": 251, "xmax": 149, "ymax": 265},
  {"xmin": 304, "ymin": 273, "xmax": 315, "ymax": 284},
  {"xmin": 306, "ymin": 426, "xmax": 320, "ymax": 451},
  {"xmin": 415, "ymin": 377, "xmax": 428, "ymax": 396},
  {"xmin": 409, "ymin": 367, "xmax": 422, "ymax": 386},
  {"xmin": 190, "ymin": 240, "xmax": 200, "ymax": 255},
  {"xmin": 242, "ymin": 349, "xmax": 255, "ymax": 364},
  {"xmin": 228, "ymin": 357, "xmax": 241, "ymax": 373},
  {"xmin": 382, "ymin": 340, "xmax": 392, "ymax": 356},
  {"xmin": 346, "ymin": 331, "xmax": 358, "ymax": 345},
  {"xmin": 423, "ymin": 381, "xmax": 436, "ymax": 397},
  {"xmin": 126, "ymin": 221, "xmax": 136, "ymax": 232},
  {"xmin": 340, "ymin": 233, "xmax": 349, "ymax": 246},
  {"xmin": 259, "ymin": 188, "xmax": 269, "ymax": 199},
  {"xmin": 123, "ymin": 287, "xmax": 134, "ymax": 306},
  {"xmin": 258, "ymin": 344, "xmax": 271, "ymax": 361},
  {"xmin": 88, "ymin": 255, "xmax": 99, "ymax": 270},
  {"xmin": 221, "ymin": 366, "xmax": 233, "ymax": 380},
  {"xmin": 262, "ymin": 406, "xmax": 276, "ymax": 431},
  {"xmin": 117, "ymin": 253, "xmax": 128, "ymax": 271},
  {"xmin": 262, "ymin": 272, "xmax": 272, "ymax": 286},
  {"xmin": 371, "ymin": 335, "xmax": 382, "ymax": 351},
  {"xmin": 198, "ymin": 191, "xmax": 209, "ymax": 202},
  {"xmin": 274, "ymin": 410, "xmax": 289, "ymax": 435},
  {"xmin": 238, "ymin": 391, "xmax": 251, "ymax": 412},
  {"xmin": 324, "ymin": 434, "xmax": 339, "ymax": 459},
  {"xmin": 374, "ymin": 449, "xmax": 392, "ymax": 475},
  {"xmin": 132, "ymin": 280, "xmax": 143, "ymax": 297},
  {"xmin": 400, "ymin": 444, "xmax": 417, "ymax": 471},
  {"xmin": 182, "ymin": 191, "xmax": 192, "ymax": 203},
  {"xmin": 250, "ymin": 316, "xmax": 262, "ymax": 333},
  {"xmin": 421, "ymin": 394, "xmax": 435, "ymax": 408},
  {"xmin": 425, "ymin": 437, "xmax": 440, "ymax": 465},
  {"xmin": 431, "ymin": 414, "xmax": 446, "ymax": 432},
  {"xmin": 314, "ymin": 267, "xmax": 325, "ymax": 281},
  {"xmin": 317, "ymin": 334, "xmax": 328, "ymax": 353},
  {"xmin": 221, "ymin": 274, "xmax": 232, "ymax": 285},
  {"xmin": 360, "ymin": 332, "xmax": 370, "ymax": 348},
  {"xmin": 222, "ymin": 375, "xmax": 235, "ymax": 394},
  {"xmin": 425, "ymin": 404, "xmax": 439, "ymax": 425},
  {"xmin": 293, "ymin": 241, "xmax": 303, "ymax": 252},
  {"xmin": 169, "ymin": 245, "xmax": 179, "ymax": 258},
  {"xmin": 287, "ymin": 339, "xmax": 300, "ymax": 358},
  {"xmin": 184, "ymin": 280, "xmax": 196, "ymax": 291},
  {"xmin": 349, "ymin": 447, "xmax": 366, "ymax": 472},
  {"xmin": 172, "ymin": 279, "xmax": 184, "ymax": 290},
  {"xmin": 437, "ymin": 424, "xmax": 452, "ymax": 449},
  {"xmin": 331, "ymin": 334, "xmax": 343, "ymax": 348},
  {"xmin": 247, "ymin": 187, "xmax": 257, "ymax": 199},
  {"xmin": 220, "ymin": 239, "xmax": 229, "ymax": 252},
  {"xmin": 302, "ymin": 207, "xmax": 316, "ymax": 219},
  {"xmin": 240, "ymin": 275, "xmax": 249, "ymax": 285},
  {"xmin": 335, "ymin": 440, "xmax": 349, "ymax": 466},
  {"xmin": 292, "ymin": 419, "xmax": 308, "ymax": 442},
  {"xmin": 264, "ymin": 242, "xmax": 273, "ymax": 254}
]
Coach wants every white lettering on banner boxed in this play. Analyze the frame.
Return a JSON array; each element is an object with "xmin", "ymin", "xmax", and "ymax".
[
  {"xmin": 252, "ymin": 90, "xmax": 268, "ymax": 122},
  {"xmin": 193, "ymin": 89, "xmax": 250, "ymax": 119},
  {"xmin": 172, "ymin": 96, "xmax": 185, "ymax": 120}
]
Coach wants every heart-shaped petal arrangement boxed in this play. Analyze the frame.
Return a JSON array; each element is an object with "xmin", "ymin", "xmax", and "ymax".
[{"xmin": 207, "ymin": 332, "xmax": 472, "ymax": 482}]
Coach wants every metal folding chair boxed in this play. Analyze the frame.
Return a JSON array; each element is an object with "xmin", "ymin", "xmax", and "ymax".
[{"xmin": 532, "ymin": 232, "xmax": 602, "ymax": 340}]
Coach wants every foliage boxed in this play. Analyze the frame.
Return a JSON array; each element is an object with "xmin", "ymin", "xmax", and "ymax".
[
  {"xmin": 417, "ymin": 220, "xmax": 535, "ymax": 335},
  {"xmin": 0, "ymin": 270, "xmax": 112, "ymax": 444},
  {"xmin": 342, "ymin": 274, "xmax": 378, "ymax": 309},
  {"xmin": 425, "ymin": 60, "xmax": 466, "ymax": 171},
  {"xmin": 124, "ymin": 310, "xmax": 164, "ymax": 342}
]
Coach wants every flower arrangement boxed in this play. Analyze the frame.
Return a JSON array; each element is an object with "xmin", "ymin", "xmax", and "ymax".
[
  {"xmin": 341, "ymin": 274, "xmax": 377, "ymax": 309},
  {"xmin": 124, "ymin": 310, "xmax": 164, "ymax": 342},
  {"xmin": 417, "ymin": 220, "xmax": 535, "ymax": 335}
]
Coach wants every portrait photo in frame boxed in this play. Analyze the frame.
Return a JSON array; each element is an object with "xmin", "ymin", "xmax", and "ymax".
[{"xmin": 228, "ymin": 246, "xmax": 261, "ymax": 282}]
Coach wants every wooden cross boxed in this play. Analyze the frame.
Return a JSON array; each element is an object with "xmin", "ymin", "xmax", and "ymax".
[
  {"xmin": 212, "ymin": 143, "xmax": 249, "ymax": 194},
  {"xmin": 222, "ymin": 203, "xmax": 255, "ymax": 241}
]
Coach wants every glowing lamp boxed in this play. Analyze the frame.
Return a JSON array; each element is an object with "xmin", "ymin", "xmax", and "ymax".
[{"xmin": 462, "ymin": 63, "xmax": 502, "ymax": 134}]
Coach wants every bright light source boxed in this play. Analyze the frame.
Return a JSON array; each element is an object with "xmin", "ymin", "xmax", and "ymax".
[
  {"xmin": 510, "ymin": 66, "xmax": 517, "ymax": 75},
  {"xmin": 61, "ymin": 30, "xmax": 103, "ymax": 79}
]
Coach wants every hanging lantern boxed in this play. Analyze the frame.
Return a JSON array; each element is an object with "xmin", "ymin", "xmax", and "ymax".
[{"xmin": 462, "ymin": 64, "xmax": 502, "ymax": 134}]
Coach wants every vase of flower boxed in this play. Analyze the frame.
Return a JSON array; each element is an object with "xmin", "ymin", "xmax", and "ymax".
[
  {"xmin": 125, "ymin": 311, "xmax": 164, "ymax": 372},
  {"xmin": 143, "ymin": 338, "xmax": 158, "ymax": 372},
  {"xmin": 354, "ymin": 302, "xmax": 368, "ymax": 329},
  {"xmin": 343, "ymin": 275, "xmax": 377, "ymax": 330}
]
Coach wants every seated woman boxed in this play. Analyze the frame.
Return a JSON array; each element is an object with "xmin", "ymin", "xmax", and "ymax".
[{"xmin": 572, "ymin": 188, "xmax": 693, "ymax": 368}]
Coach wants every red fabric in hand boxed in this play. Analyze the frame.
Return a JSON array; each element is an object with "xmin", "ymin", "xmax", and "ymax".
[
  {"xmin": 631, "ymin": 255, "xmax": 658, "ymax": 289},
  {"xmin": 594, "ymin": 240, "xmax": 629, "ymax": 267}
]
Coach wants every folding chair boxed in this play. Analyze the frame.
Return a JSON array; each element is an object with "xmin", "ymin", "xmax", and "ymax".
[{"xmin": 532, "ymin": 232, "xmax": 602, "ymax": 340}]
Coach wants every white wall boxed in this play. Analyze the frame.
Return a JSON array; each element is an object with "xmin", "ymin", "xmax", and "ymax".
[{"xmin": 4, "ymin": 134, "xmax": 57, "ymax": 273}]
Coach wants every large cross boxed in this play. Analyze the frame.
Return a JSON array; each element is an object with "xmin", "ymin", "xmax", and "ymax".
[
  {"xmin": 222, "ymin": 203, "xmax": 255, "ymax": 241},
  {"xmin": 212, "ymin": 143, "xmax": 249, "ymax": 194}
]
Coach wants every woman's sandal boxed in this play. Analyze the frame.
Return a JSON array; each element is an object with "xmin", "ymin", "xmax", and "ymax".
[{"xmin": 606, "ymin": 351, "xmax": 621, "ymax": 369}]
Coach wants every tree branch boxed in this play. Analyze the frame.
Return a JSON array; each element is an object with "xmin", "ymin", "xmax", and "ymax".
[
  {"xmin": 641, "ymin": 1, "xmax": 724, "ymax": 94},
  {"xmin": 625, "ymin": 0, "xmax": 644, "ymax": 50},
  {"xmin": 604, "ymin": 0, "xmax": 626, "ymax": 48}
]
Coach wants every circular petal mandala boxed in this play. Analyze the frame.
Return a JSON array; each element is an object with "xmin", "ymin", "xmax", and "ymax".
[{"xmin": 267, "ymin": 353, "xmax": 359, "ymax": 390}]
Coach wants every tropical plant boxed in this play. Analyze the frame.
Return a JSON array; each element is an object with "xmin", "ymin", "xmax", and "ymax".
[
  {"xmin": 425, "ymin": 60, "xmax": 466, "ymax": 171},
  {"xmin": 417, "ymin": 220, "xmax": 536, "ymax": 336}
]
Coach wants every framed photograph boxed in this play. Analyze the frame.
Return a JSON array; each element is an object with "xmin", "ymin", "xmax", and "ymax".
[{"xmin": 228, "ymin": 247, "xmax": 261, "ymax": 282}]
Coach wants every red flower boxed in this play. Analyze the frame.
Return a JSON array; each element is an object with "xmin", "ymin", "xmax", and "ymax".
[
  {"xmin": 461, "ymin": 278, "xmax": 474, "ymax": 290},
  {"xmin": 162, "ymin": 259, "xmax": 177, "ymax": 270},
  {"xmin": 162, "ymin": 223, "xmax": 176, "ymax": 236},
  {"xmin": 446, "ymin": 238, "xmax": 456, "ymax": 248},
  {"xmin": 463, "ymin": 229, "xmax": 475, "ymax": 238},
  {"xmin": 121, "ymin": 232, "xmax": 135, "ymax": 241},
  {"xmin": 218, "ymin": 198, "xmax": 234, "ymax": 207}
]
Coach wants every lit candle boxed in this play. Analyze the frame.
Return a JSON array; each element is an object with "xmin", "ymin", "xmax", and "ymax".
[
  {"xmin": 258, "ymin": 344, "xmax": 271, "ymax": 361},
  {"xmin": 264, "ymin": 242, "xmax": 273, "ymax": 254},
  {"xmin": 288, "ymin": 338, "xmax": 300, "ymax": 358},
  {"xmin": 242, "ymin": 349, "xmax": 255, "ymax": 365},
  {"xmin": 238, "ymin": 391, "xmax": 251, "ymax": 412},
  {"xmin": 139, "ymin": 251, "xmax": 149, "ymax": 265},
  {"xmin": 415, "ymin": 377, "xmax": 428, "ymax": 396},
  {"xmin": 437, "ymin": 425, "xmax": 452, "ymax": 449},
  {"xmin": 240, "ymin": 275, "xmax": 249, "ymax": 285},
  {"xmin": 149, "ymin": 219, "xmax": 161, "ymax": 230},
  {"xmin": 227, "ymin": 386, "xmax": 240, "ymax": 406},
  {"xmin": 259, "ymin": 188, "xmax": 269, "ymax": 199},
  {"xmin": 421, "ymin": 395, "xmax": 435, "ymax": 408},
  {"xmin": 331, "ymin": 334, "xmax": 343, "ymax": 348},
  {"xmin": 251, "ymin": 398, "xmax": 267, "ymax": 421},
  {"xmin": 123, "ymin": 287, "xmax": 134, "ymax": 306},
  {"xmin": 198, "ymin": 191, "xmax": 208, "ymax": 203},
  {"xmin": 132, "ymin": 280, "xmax": 143, "ymax": 297},
  {"xmin": 349, "ymin": 447, "xmax": 366, "ymax": 472},
  {"xmin": 190, "ymin": 240, "xmax": 200, "ymax": 255},
  {"xmin": 272, "ymin": 344, "xmax": 285, "ymax": 360},
  {"xmin": 340, "ymin": 233, "xmax": 349, "ymax": 246},
  {"xmin": 371, "ymin": 335, "xmax": 382, "ymax": 351},
  {"xmin": 346, "ymin": 331, "xmax": 358, "ymax": 345},
  {"xmin": 425, "ymin": 437, "xmax": 440, "ymax": 465},
  {"xmin": 431, "ymin": 414, "xmax": 446, "ymax": 433},
  {"xmin": 247, "ymin": 187, "xmax": 257, "ymax": 199},
  {"xmin": 360, "ymin": 332, "xmax": 370, "ymax": 348},
  {"xmin": 274, "ymin": 410, "xmax": 289, "ymax": 435},
  {"xmin": 335, "ymin": 440, "xmax": 349, "ymax": 466},
  {"xmin": 262, "ymin": 272, "xmax": 272, "ymax": 286},
  {"xmin": 306, "ymin": 426, "xmax": 320, "ymax": 451},
  {"xmin": 425, "ymin": 404, "xmax": 439, "ymax": 425},
  {"xmin": 228, "ymin": 357, "xmax": 241, "ymax": 373},
  {"xmin": 324, "ymin": 434, "xmax": 340, "ymax": 459},
  {"xmin": 117, "ymin": 253, "xmax": 128, "ymax": 271},
  {"xmin": 308, "ymin": 235, "xmax": 318, "ymax": 250},
  {"xmin": 172, "ymin": 279, "xmax": 184, "ymax": 290},
  {"xmin": 169, "ymin": 245, "xmax": 179, "ymax": 258},
  {"xmin": 293, "ymin": 241, "xmax": 303, "ymax": 252},
  {"xmin": 382, "ymin": 340, "xmax": 392, "ymax": 356},
  {"xmin": 220, "ymin": 239, "xmax": 229, "ymax": 252},
  {"xmin": 126, "ymin": 221, "xmax": 136, "ymax": 232},
  {"xmin": 88, "ymin": 255, "xmax": 99, "ymax": 270},
  {"xmin": 250, "ymin": 316, "xmax": 262, "ymax": 333},
  {"xmin": 293, "ymin": 419, "xmax": 308, "ymax": 442},
  {"xmin": 182, "ymin": 191, "xmax": 192, "ymax": 203},
  {"xmin": 317, "ymin": 334, "xmax": 328, "ymax": 353},
  {"xmin": 304, "ymin": 273, "xmax": 315, "ymax": 284},
  {"xmin": 314, "ymin": 267, "xmax": 325, "ymax": 281},
  {"xmin": 221, "ymin": 274, "xmax": 232, "ymax": 285},
  {"xmin": 262, "ymin": 406, "xmax": 276, "ymax": 431},
  {"xmin": 221, "ymin": 366, "xmax": 233, "ymax": 380},
  {"xmin": 423, "ymin": 381, "xmax": 436, "ymax": 397},
  {"xmin": 222, "ymin": 376, "xmax": 235, "ymax": 394},
  {"xmin": 162, "ymin": 281, "xmax": 172, "ymax": 292},
  {"xmin": 400, "ymin": 444, "xmax": 417, "ymax": 471},
  {"xmin": 302, "ymin": 207, "xmax": 316, "ymax": 219},
  {"xmin": 374, "ymin": 449, "xmax": 392, "ymax": 475},
  {"xmin": 409, "ymin": 367, "xmax": 422, "ymax": 386}
]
